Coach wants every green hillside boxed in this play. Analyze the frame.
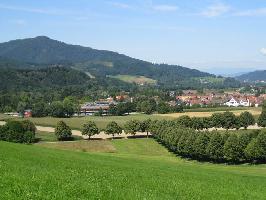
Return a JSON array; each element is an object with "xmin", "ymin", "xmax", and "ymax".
[
  {"xmin": 237, "ymin": 70, "xmax": 266, "ymax": 82},
  {"xmin": 108, "ymin": 74, "xmax": 157, "ymax": 85},
  {"xmin": 1, "ymin": 141, "xmax": 266, "ymax": 199},
  {"xmin": 0, "ymin": 36, "xmax": 214, "ymax": 87}
]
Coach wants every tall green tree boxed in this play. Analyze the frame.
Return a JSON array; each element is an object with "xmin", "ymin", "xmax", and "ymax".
[
  {"xmin": 105, "ymin": 121, "xmax": 122, "ymax": 139},
  {"xmin": 223, "ymin": 134, "xmax": 241, "ymax": 163},
  {"xmin": 82, "ymin": 121, "xmax": 99, "ymax": 140},
  {"xmin": 140, "ymin": 119, "xmax": 152, "ymax": 137},
  {"xmin": 221, "ymin": 112, "xmax": 237, "ymax": 130},
  {"xmin": 63, "ymin": 98, "xmax": 75, "ymax": 117},
  {"xmin": 206, "ymin": 132, "xmax": 225, "ymax": 162},
  {"xmin": 124, "ymin": 120, "xmax": 141, "ymax": 136},
  {"xmin": 258, "ymin": 112, "xmax": 266, "ymax": 127},
  {"xmin": 54, "ymin": 121, "xmax": 72, "ymax": 141},
  {"xmin": 211, "ymin": 113, "xmax": 224, "ymax": 129},
  {"xmin": 49, "ymin": 101, "xmax": 65, "ymax": 117},
  {"xmin": 239, "ymin": 111, "xmax": 255, "ymax": 129}
]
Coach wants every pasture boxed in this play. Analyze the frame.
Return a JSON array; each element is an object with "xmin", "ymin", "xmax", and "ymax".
[
  {"xmin": 0, "ymin": 107, "xmax": 261, "ymax": 130},
  {"xmin": 1, "ymin": 140, "xmax": 266, "ymax": 199},
  {"xmin": 108, "ymin": 74, "xmax": 157, "ymax": 85}
]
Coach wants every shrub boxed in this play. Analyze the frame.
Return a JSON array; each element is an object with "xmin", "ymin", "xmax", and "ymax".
[
  {"xmin": 23, "ymin": 131, "xmax": 35, "ymax": 144},
  {"xmin": 5, "ymin": 120, "xmax": 24, "ymax": 134},
  {"xmin": 22, "ymin": 120, "xmax": 36, "ymax": 135},
  {"xmin": 55, "ymin": 121, "xmax": 72, "ymax": 141}
]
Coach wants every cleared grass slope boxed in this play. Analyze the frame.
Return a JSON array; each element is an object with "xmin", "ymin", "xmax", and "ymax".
[{"xmin": 1, "ymin": 141, "xmax": 266, "ymax": 199}]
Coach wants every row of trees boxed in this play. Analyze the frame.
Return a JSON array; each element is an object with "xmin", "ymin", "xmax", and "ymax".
[
  {"xmin": 0, "ymin": 120, "xmax": 36, "ymax": 143},
  {"xmin": 53, "ymin": 119, "xmax": 150, "ymax": 141},
  {"xmin": 173, "ymin": 111, "xmax": 257, "ymax": 131},
  {"xmin": 150, "ymin": 120, "xmax": 266, "ymax": 163}
]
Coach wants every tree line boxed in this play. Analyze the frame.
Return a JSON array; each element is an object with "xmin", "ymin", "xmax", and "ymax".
[{"xmin": 151, "ymin": 120, "xmax": 266, "ymax": 164}]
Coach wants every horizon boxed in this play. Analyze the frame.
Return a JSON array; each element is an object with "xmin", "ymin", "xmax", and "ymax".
[{"xmin": 0, "ymin": 0, "xmax": 266, "ymax": 74}]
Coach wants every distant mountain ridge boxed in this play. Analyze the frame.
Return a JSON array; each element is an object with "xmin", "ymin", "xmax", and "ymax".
[
  {"xmin": 0, "ymin": 36, "xmax": 242, "ymax": 88},
  {"xmin": 236, "ymin": 70, "xmax": 266, "ymax": 82}
]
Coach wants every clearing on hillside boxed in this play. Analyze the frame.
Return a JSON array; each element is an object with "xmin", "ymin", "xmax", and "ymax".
[{"xmin": 108, "ymin": 74, "xmax": 157, "ymax": 85}]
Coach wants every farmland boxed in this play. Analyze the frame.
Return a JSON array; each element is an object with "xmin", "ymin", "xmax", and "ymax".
[
  {"xmin": 0, "ymin": 107, "xmax": 261, "ymax": 130},
  {"xmin": 1, "ymin": 140, "xmax": 266, "ymax": 199}
]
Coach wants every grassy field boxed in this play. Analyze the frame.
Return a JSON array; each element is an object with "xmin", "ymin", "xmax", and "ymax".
[
  {"xmin": 35, "ymin": 131, "xmax": 83, "ymax": 142},
  {"xmin": 159, "ymin": 107, "xmax": 261, "ymax": 118},
  {"xmin": 37, "ymin": 138, "xmax": 172, "ymax": 156},
  {"xmin": 6, "ymin": 114, "xmax": 170, "ymax": 130},
  {"xmin": 0, "ymin": 113, "xmax": 15, "ymax": 120},
  {"xmin": 1, "ymin": 141, "xmax": 266, "ymax": 199},
  {"xmin": 109, "ymin": 74, "xmax": 157, "ymax": 85},
  {"xmin": 0, "ymin": 107, "xmax": 261, "ymax": 130},
  {"xmin": 184, "ymin": 106, "xmax": 260, "ymax": 112}
]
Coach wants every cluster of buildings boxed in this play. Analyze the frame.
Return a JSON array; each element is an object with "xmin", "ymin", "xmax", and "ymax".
[
  {"xmin": 80, "ymin": 95, "xmax": 132, "ymax": 116},
  {"xmin": 176, "ymin": 90, "xmax": 265, "ymax": 107}
]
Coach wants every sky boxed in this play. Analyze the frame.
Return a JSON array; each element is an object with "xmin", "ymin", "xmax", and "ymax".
[{"xmin": 0, "ymin": 0, "xmax": 266, "ymax": 75}]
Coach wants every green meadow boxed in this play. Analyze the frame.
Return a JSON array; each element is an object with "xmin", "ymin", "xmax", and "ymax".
[
  {"xmin": 1, "ymin": 139, "xmax": 266, "ymax": 199},
  {"xmin": 6, "ymin": 114, "xmax": 170, "ymax": 130}
]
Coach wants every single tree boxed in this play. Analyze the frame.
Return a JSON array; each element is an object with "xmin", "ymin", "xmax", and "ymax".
[
  {"xmin": 55, "ymin": 121, "xmax": 72, "ymax": 141},
  {"xmin": 124, "ymin": 120, "xmax": 141, "ymax": 136},
  {"xmin": 105, "ymin": 121, "xmax": 122, "ymax": 139},
  {"xmin": 239, "ymin": 111, "xmax": 255, "ymax": 129},
  {"xmin": 221, "ymin": 112, "xmax": 237, "ymax": 130},
  {"xmin": 223, "ymin": 134, "xmax": 241, "ymax": 163},
  {"xmin": 140, "ymin": 119, "xmax": 152, "ymax": 138},
  {"xmin": 206, "ymin": 132, "xmax": 225, "ymax": 162},
  {"xmin": 211, "ymin": 113, "xmax": 224, "ymax": 129},
  {"xmin": 82, "ymin": 121, "xmax": 99, "ymax": 140},
  {"xmin": 258, "ymin": 111, "xmax": 266, "ymax": 127},
  {"xmin": 193, "ymin": 132, "xmax": 210, "ymax": 160}
]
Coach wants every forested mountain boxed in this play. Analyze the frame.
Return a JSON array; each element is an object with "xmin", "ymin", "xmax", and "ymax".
[
  {"xmin": 0, "ymin": 36, "xmax": 213, "ymax": 86},
  {"xmin": 236, "ymin": 70, "xmax": 266, "ymax": 82},
  {"xmin": 0, "ymin": 66, "xmax": 132, "ymax": 93}
]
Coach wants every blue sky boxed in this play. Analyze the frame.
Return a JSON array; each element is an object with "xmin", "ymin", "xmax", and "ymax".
[{"xmin": 0, "ymin": 0, "xmax": 266, "ymax": 74}]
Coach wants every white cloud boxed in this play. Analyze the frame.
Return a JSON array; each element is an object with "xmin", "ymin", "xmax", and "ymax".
[
  {"xmin": 261, "ymin": 48, "xmax": 266, "ymax": 56},
  {"xmin": 234, "ymin": 8, "xmax": 266, "ymax": 17},
  {"xmin": 109, "ymin": 2, "xmax": 131, "ymax": 9},
  {"xmin": 152, "ymin": 5, "xmax": 178, "ymax": 12},
  {"xmin": 10, "ymin": 19, "xmax": 27, "ymax": 26},
  {"xmin": 201, "ymin": 3, "xmax": 231, "ymax": 17},
  {"xmin": 0, "ymin": 4, "xmax": 74, "ymax": 15}
]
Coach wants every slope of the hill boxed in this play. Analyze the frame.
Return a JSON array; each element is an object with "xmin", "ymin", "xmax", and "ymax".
[
  {"xmin": 0, "ymin": 36, "xmax": 214, "ymax": 86},
  {"xmin": 0, "ymin": 141, "xmax": 266, "ymax": 199},
  {"xmin": 236, "ymin": 70, "xmax": 266, "ymax": 82}
]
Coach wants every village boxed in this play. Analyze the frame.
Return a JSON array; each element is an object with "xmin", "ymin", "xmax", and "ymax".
[{"xmin": 78, "ymin": 89, "xmax": 266, "ymax": 116}]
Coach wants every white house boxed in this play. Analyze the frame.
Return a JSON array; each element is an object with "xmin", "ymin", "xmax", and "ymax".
[
  {"xmin": 239, "ymin": 99, "xmax": 250, "ymax": 107},
  {"xmin": 225, "ymin": 98, "xmax": 239, "ymax": 107},
  {"xmin": 225, "ymin": 97, "xmax": 250, "ymax": 107}
]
